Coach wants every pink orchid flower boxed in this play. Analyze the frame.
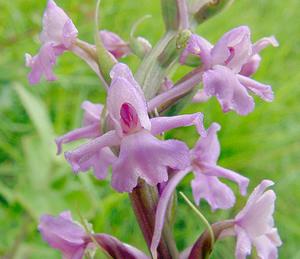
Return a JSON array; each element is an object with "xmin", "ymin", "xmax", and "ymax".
[
  {"xmin": 180, "ymin": 26, "xmax": 278, "ymax": 115},
  {"xmin": 63, "ymin": 63, "xmax": 205, "ymax": 192}
]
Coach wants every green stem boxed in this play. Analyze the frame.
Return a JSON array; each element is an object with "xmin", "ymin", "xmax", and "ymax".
[
  {"xmin": 179, "ymin": 192, "xmax": 215, "ymax": 245},
  {"xmin": 135, "ymin": 31, "xmax": 178, "ymax": 100}
]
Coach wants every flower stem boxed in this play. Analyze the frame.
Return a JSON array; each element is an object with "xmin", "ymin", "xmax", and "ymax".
[
  {"xmin": 147, "ymin": 70, "xmax": 203, "ymax": 112},
  {"xmin": 129, "ymin": 180, "xmax": 179, "ymax": 259}
]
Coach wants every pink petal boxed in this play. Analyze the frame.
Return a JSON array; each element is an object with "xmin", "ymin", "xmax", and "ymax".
[
  {"xmin": 252, "ymin": 231, "xmax": 281, "ymax": 259},
  {"xmin": 100, "ymin": 30, "xmax": 130, "ymax": 59},
  {"xmin": 237, "ymin": 180, "xmax": 274, "ymax": 220},
  {"xmin": 203, "ymin": 66, "xmax": 233, "ymax": 112},
  {"xmin": 239, "ymin": 54, "xmax": 261, "ymax": 77},
  {"xmin": 109, "ymin": 63, "xmax": 141, "ymax": 91},
  {"xmin": 55, "ymin": 123, "xmax": 100, "ymax": 155},
  {"xmin": 180, "ymin": 34, "xmax": 213, "ymax": 68},
  {"xmin": 211, "ymin": 26, "xmax": 252, "ymax": 73},
  {"xmin": 111, "ymin": 130, "xmax": 190, "ymax": 192},
  {"xmin": 238, "ymin": 74, "xmax": 274, "ymax": 102},
  {"xmin": 237, "ymin": 190, "xmax": 276, "ymax": 238},
  {"xmin": 201, "ymin": 164, "xmax": 249, "ymax": 196},
  {"xmin": 192, "ymin": 89, "xmax": 211, "ymax": 103},
  {"xmin": 120, "ymin": 102, "xmax": 141, "ymax": 134},
  {"xmin": 231, "ymin": 78, "xmax": 255, "ymax": 115},
  {"xmin": 108, "ymin": 63, "xmax": 151, "ymax": 136},
  {"xmin": 65, "ymin": 130, "xmax": 120, "ymax": 173},
  {"xmin": 266, "ymin": 228, "xmax": 282, "ymax": 247},
  {"xmin": 151, "ymin": 168, "xmax": 191, "ymax": 258},
  {"xmin": 40, "ymin": 0, "xmax": 77, "ymax": 47},
  {"xmin": 150, "ymin": 113, "xmax": 205, "ymax": 136},
  {"xmin": 204, "ymin": 65, "xmax": 254, "ymax": 115},
  {"xmin": 38, "ymin": 211, "xmax": 87, "ymax": 258},
  {"xmin": 252, "ymin": 36, "xmax": 279, "ymax": 55},
  {"xmin": 26, "ymin": 43, "xmax": 59, "ymax": 85},
  {"xmin": 192, "ymin": 122, "xmax": 221, "ymax": 164},
  {"xmin": 234, "ymin": 225, "xmax": 252, "ymax": 259},
  {"xmin": 81, "ymin": 101, "xmax": 103, "ymax": 126},
  {"xmin": 78, "ymin": 147, "xmax": 117, "ymax": 180},
  {"xmin": 62, "ymin": 19, "xmax": 79, "ymax": 49},
  {"xmin": 191, "ymin": 173, "xmax": 236, "ymax": 210}
]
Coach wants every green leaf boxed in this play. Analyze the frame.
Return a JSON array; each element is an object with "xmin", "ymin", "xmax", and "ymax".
[{"xmin": 14, "ymin": 83, "xmax": 55, "ymax": 158}]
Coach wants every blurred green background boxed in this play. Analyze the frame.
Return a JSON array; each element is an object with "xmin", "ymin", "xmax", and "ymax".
[{"xmin": 0, "ymin": 0, "xmax": 299, "ymax": 258}]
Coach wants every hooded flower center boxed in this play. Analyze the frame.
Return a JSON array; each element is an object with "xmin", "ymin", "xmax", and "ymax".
[
  {"xmin": 224, "ymin": 47, "xmax": 235, "ymax": 65},
  {"xmin": 120, "ymin": 102, "xmax": 140, "ymax": 134}
]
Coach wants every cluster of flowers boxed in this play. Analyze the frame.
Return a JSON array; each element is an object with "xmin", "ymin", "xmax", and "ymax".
[{"xmin": 26, "ymin": 1, "xmax": 282, "ymax": 258}]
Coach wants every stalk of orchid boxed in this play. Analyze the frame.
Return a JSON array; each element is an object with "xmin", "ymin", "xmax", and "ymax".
[{"xmin": 25, "ymin": 0, "xmax": 282, "ymax": 258}]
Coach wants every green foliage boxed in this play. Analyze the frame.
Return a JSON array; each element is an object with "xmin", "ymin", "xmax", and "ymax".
[{"xmin": 0, "ymin": 0, "xmax": 300, "ymax": 258}]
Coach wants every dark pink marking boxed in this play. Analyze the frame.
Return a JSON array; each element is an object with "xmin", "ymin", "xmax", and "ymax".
[
  {"xmin": 224, "ymin": 47, "xmax": 235, "ymax": 65},
  {"xmin": 120, "ymin": 102, "xmax": 139, "ymax": 134}
]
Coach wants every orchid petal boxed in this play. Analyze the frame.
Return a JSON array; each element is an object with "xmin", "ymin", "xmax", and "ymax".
[
  {"xmin": 237, "ymin": 190, "xmax": 276, "ymax": 237},
  {"xmin": 234, "ymin": 225, "xmax": 252, "ymax": 259},
  {"xmin": 191, "ymin": 173, "xmax": 236, "ymax": 210},
  {"xmin": 211, "ymin": 26, "xmax": 252, "ymax": 72},
  {"xmin": 65, "ymin": 130, "xmax": 120, "ymax": 173},
  {"xmin": 204, "ymin": 65, "xmax": 254, "ymax": 115},
  {"xmin": 192, "ymin": 89, "xmax": 211, "ymax": 103},
  {"xmin": 79, "ymin": 147, "xmax": 117, "ymax": 180},
  {"xmin": 239, "ymin": 54, "xmax": 261, "ymax": 77},
  {"xmin": 81, "ymin": 101, "xmax": 103, "ymax": 126},
  {"xmin": 151, "ymin": 168, "xmax": 191, "ymax": 258},
  {"xmin": 252, "ymin": 232, "xmax": 280, "ymax": 259},
  {"xmin": 100, "ymin": 30, "xmax": 131, "ymax": 59},
  {"xmin": 55, "ymin": 124, "xmax": 100, "ymax": 155},
  {"xmin": 150, "ymin": 113, "xmax": 205, "ymax": 136},
  {"xmin": 38, "ymin": 211, "xmax": 87, "ymax": 258},
  {"xmin": 238, "ymin": 74, "xmax": 274, "ymax": 102},
  {"xmin": 111, "ymin": 130, "xmax": 189, "ymax": 192},
  {"xmin": 26, "ymin": 43, "xmax": 59, "ymax": 85},
  {"xmin": 180, "ymin": 34, "xmax": 213, "ymax": 68},
  {"xmin": 252, "ymin": 36, "xmax": 279, "ymax": 55},
  {"xmin": 40, "ymin": 0, "xmax": 78, "ymax": 47},
  {"xmin": 238, "ymin": 180, "xmax": 274, "ymax": 219},
  {"xmin": 201, "ymin": 163, "xmax": 249, "ymax": 196},
  {"xmin": 108, "ymin": 63, "xmax": 151, "ymax": 136},
  {"xmin": 192, "ymin": 122, "xmax": 221, "ymax": 164}
]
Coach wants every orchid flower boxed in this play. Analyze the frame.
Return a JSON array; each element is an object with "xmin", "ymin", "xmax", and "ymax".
[
  {"xmin": 25, "ymin": 0, "xmax": 78, "ymax": 84},
  {"xmin": 39, "ymin": 211, "xmax": 91, "ymax": 258},
  {"xmin": 233, "ymin": 180, "xmax": 282, "ymax": 259},
  {"xmin": 180, "ymin": 26, "xmax": 278, "ymax": 115},
  {"xmin": 25, "ymin": 1, "xmax": 129, "ymax": 85},
  {"xmin": 39, "ymin": 211, "xmax": 149, "ymax": 259},
  {"xmin": 150, "ymin": 122, "xmax": 249, "ymax": 256},
  {"xmin": 190, "ymin": 122, "xmax": 249, "ymax": 210},
  {"xmin": 63, "ymin": 63, "xmax": 205, "ymax": 192}
]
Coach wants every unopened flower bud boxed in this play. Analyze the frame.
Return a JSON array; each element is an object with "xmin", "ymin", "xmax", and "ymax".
[
  {"xmin": 192, "ymin": 0, "xmax": 234, "ymax": 26},
  {"xmin": 130, "ymin": 36, "xmax": 152, "ymax": 58},
  {"xmin": 99, "ymin": 30, "xmax": 131, "ymax": 59}
]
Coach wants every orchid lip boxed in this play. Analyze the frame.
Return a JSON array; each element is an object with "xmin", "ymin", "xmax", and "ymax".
[
  {"xmin": 224, "ymin": 47, "xmax": 235, "ymax": 65},
  {"xmin": 120, "ymin": 102, "xmax": 141, "ymax": 134}
]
